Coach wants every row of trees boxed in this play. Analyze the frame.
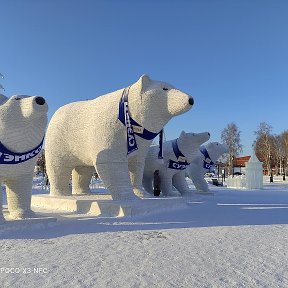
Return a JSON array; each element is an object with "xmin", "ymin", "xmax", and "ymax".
[
  {"xmin": 220, "ymin": 122, "xmax": 288, "ymax": 176},
  {"xmin": 254, "ymin": 123, "xmax": 288, "ymax": 176}
]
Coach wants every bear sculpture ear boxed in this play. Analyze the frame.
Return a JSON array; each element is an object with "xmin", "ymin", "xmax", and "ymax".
[
  {"xmin": 134, "ymin": 74, "xmax": 151, "ymax": 95},
  {"xmin": 179, "ymin": 131, "xmax": 187, "ymax": 139},
  {"xmin": 139, "ymin": 74, "xmax": 151, "ymax": 88}
]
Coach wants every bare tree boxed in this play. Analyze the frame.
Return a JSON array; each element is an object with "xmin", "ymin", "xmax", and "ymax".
[
  {"xmin": 221, "ymin": 122, "xmax": 243, "ymax": 175},
  {"xmin": 273, "ymin": 135, "xmax": 282, "ymax": 175},
  {"xmin": 36, "ymin": 149, "xmax": 46, "ymax": 176},
  {"xmin": 0, "ymin": 73, "xmax": 4, "ymax": 91},
  {"xmin": 280, "ymin": 131, "xmax": 288, "ymax": 177},
  {"xmin": 272, "ymin": 133, "xmax": 288, "ymax": 177},
  {"xmin": 254, "ymin": 122, "xmax": 274, "ymax": 175}
]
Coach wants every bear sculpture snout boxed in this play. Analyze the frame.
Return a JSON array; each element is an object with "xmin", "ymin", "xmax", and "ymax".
[
  {"xmin": 35, "ymin": 97, "xmax": 46, "ymax": 105},
  {"xmin": 188, "ymin": 97, "xmax": 194, "ymax": 106}
]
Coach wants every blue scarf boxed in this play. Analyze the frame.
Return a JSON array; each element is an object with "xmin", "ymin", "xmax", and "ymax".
[
  {"xmin": 0, "ymin": 138, "xmax": 44, "ymax": 165},
  {"xmin": 168, "ymin": 139, "xmax": 190, "ymax": 170},
  {"xmin": 118, "ymin": 87, "xmax": 163, "ymax": 158},
  {"xmin": 200, "ymin": 146, "xmax": 215, "ymax": 170}
]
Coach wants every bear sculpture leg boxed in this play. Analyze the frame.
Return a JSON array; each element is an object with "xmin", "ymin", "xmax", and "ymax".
[
  {"xmin": 5, "ymin": 175, "xmax": 36, "ymax": 219},
  {"xmin": 48, "ymin": 166, "xmax": 73, "ymax": 196},
  {"xmin": 128, "ymin": 160, "xmax": 151, "ymax": 198},
  {"xmin": 172, "ymin": 172, "xmax": 191, "ymax": 197},
  {"xmin": 161, "ymin": 172, "xmax": 173, "ymax": 197},
  {"xmin": 189, "ymin": 167, "xmax": 209, "ymax": 193},
  {"xmin": 96, "ymin": 162, "xmax": 139, "ymax": 201},
  {"xmin": 72, "ymin": 166, "xmax": 94, "ymax": 195}
]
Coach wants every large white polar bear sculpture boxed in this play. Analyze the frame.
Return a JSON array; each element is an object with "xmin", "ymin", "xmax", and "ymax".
[
  {"xmin": 186, "ymin": 142, "xmax": 228, "ymax": 193},
  {"xmin": 143, "ymin": 131, "xmax": 210, "ymax": 197},
  {"xmin": 0, "ymin": 94, "xmax": 48, "ymax": 222},
  {"xmin": 45, "ymin": 75, "xmax": 194, "ymax": 200}
]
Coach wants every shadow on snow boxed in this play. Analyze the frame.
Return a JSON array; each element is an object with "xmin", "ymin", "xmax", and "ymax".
[{"xmin": 1, "ymin": 185, "xmax": 288, "ymax": 240}]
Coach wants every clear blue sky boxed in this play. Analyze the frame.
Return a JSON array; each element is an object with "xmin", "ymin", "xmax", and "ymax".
[{"xmin": 1, "ymin": 0, "xmax": 288, "ymax": 155}]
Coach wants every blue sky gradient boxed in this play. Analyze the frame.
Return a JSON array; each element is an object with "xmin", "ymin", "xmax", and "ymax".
[{"xmin": 1, "ymin": 0, "xmax": 288, "ymax": 155}]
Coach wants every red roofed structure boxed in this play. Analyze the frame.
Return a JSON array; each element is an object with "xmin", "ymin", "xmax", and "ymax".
[{"xmin": 233, "ymin": 156, "xmax": 251, "ymax": 168}]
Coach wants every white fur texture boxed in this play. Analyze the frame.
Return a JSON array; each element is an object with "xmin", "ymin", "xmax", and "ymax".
[
  {"xmin": 186, "ymin": 142, "xmax": 228, "ymax": 193},
  {"xmin": 143, "ymin": 131, "xmax": 210, "ymax": 197},
  {"xmin": 0, "ymin": 94, "xmax": 48, "ymax": 222},
  {"xmin": 45, "ymin": 75, "xmax": 194, "ymax": 200}
]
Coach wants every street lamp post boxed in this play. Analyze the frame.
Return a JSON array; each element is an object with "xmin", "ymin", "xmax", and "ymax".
[
  {"xmin": 217, "ymin": 162, "xmax": 220, "ymax": 182},
  {"xmin": 283, "ymin": 157, "xmax": 286, "ymax": 181},
  {"xmin": 269, "ymin": 155, "xmax": 273, "ymax": 183},
  {"xmin": 232, "ymin": 156, "xmax": 235, "ymax": 177}
]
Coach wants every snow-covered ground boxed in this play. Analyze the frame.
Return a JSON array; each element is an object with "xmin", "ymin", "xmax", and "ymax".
[{"xmin": 1, "ymin": 176, "xmax": 288, "ymax": 288}]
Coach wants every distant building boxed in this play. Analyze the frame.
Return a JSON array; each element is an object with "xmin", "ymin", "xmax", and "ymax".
[
  {"xmin": 234, "ymin": 156, "xmax": 251, "ymax": 167},
  {"xmin": 233, "ymin": 156, "xmax": 251, "ymax": 174}
]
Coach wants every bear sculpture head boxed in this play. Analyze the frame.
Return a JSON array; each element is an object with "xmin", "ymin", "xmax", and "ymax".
[
  {"xmin": 128, "ymin": 75, "xmax": 194, "ymax": 132},
  {"xmin": 178, "ymin": 131, "xmax": 210, "ymax": 163},
  {"xmin": 0, "ymin": 94, "xmax": 48, "ymax": 153},
  {"xmin": 205, "ymin": 142, "xmax": 229, "ymax": 162}
]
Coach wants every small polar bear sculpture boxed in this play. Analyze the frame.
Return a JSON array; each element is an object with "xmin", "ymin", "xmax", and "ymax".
[
  {"xmin": 186, "ymin": 142, "xmax": 228, "ymax": 193},
  {"xmin": 45, "ymin": 75, "xmax": 194, "ymax": 200},
  {"xmin": 143, "ymin": 131, "xmax": 210, "ymax": 197},
  {"xmin": 0, "ymin": 94, "xmax": 48, "ymax": 222}
]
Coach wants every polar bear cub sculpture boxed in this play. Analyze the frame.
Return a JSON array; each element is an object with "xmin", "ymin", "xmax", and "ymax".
[
  {"xmin": 143, "ymin": 131, "xmax": 210, "ymax": 197},
  {"xmin": 0, "ymin": 94, "xmax": 48, "ymax": 222},
  {"xmin": 186, "ymin": 142, "xmax": 228, "ymax": 193},
  {"xmin": 45, "ymin": 75, "xmax": 194, "ymax": 200}
]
